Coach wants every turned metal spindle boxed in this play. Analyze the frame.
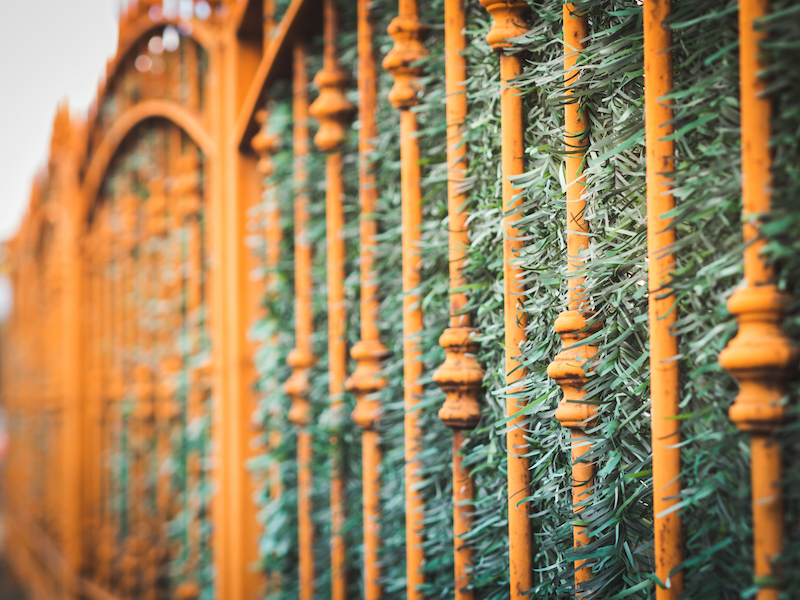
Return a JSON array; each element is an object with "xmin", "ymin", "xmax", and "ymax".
[
  {"xmin": 107, "ymin": 197, "xmax": 126, "ymax": 593},
  {"xmin": 96, "ymin": 205, "xmax": 115, "ymax": 588},
  {"xmin": 111, "ymin": 200, "xmax": 128, "ymax": 591},
  {"xmin": 285, "ymin": 42, "xmax": 317, "ymax": 600},
  {"xmin": 718, "ymin": 0, "xmax": 799, "ymax": 597},
  {"xmin": 119, "ymin": 193, "xmax": 142, "ymax": 598},
  {"xmin": 345, "ymin": 1, "xmax": 389, "ymax": 598},
  {"xmin": 147, "ymin": 179, "xmax": 172, "ymax": 587},
  {"xmin": 163, "ymin": 143, "xmax": 193, "ymax": 586},
  {"xmin": 173, "ymin": 152, "xmax": 204, "ymax": 600},
  {"xmin": 643, "ymin": 0, "xmax": 684, "ymax": 595},
  {"xmin": 382, "ymin": 1, "xmax": 428, "ymax": 595},
  {"xmin": 547, "ymin": 3, "xmax": 598, "ymax": 590},
  {"xmin": 432, "ymin": 1, "xmax": 484, "ymax": 598},
  {"xmin": 86, "ymin": 236, "xmax": 104, "ymax": 577},
  {"xmin": 162, "ymin": 172, "xmax": 187, "ymax": 565},
  {"xmin": 309, "ymin": 2, "xmax": 356, "ymax": 598},
  {"xmin": 478, "ymin": 2, "xmax": 533, "ymax": 597},
  {"xmin": 252, "ymin": 105, "xmax": 284, "ymax": 592},
  {"xmin": 139, "ymin": 194, "xmax": 160, "ymax": 600}
]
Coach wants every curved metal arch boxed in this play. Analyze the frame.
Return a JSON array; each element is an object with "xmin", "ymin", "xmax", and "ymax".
[
  {"xmin": 119, "ymin": 16, "xmax": 215, "ymax": 57},
  {"xmin": 80, "ymin": 99, "xmax": 215, "ymax": 227},
  {"xmin": 99, "ymin": 17, "xmax": 216, "ymax": 111}
]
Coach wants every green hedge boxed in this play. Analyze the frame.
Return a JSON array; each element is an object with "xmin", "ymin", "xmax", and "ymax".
[{"xmin": 253, "ymin": 0, "xmax": 800, "ymax": 597}]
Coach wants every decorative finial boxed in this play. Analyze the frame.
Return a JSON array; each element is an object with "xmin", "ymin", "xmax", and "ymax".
[
  {"xmin": 285, "ymin": 348, "xmax": 316, "ymax": 426},
  {"xmin": 134, "ymin": 364, "xmax": 154, "ymax": 421},
  {"xmin": 119, "ymin": 537, "xmax": 141, "ymax": 595},
  {"xmin": 382, "ymin": 15, "xmax": 428, "ymax": 109},
  {"xmin": 347, "ymin": 339, "xmax": 389, "ymax": 430},
  {"xmin": 175, "ymin": 154, "xmax": 201, "ymax": 219},
  {"xmin": 433, "ymin": 328, "xmax": 484, "ymax": 429},
  {"xmin": 174, "ymin": 581, "xmax": 201, "ymax": 600},
  {"xmin": 143, "ymin": 545, "xmax": 167, "ymax": 600},
  {"xmin": 479, "ymin": 0, "xmax": 530, "ymax": 51},
  {"xmin": 309, "ymin": 66, "xmax": 355, "ymax": 152},
  {"xmin": 547, "ymin": 310, "xmax": 601, "ymax": 429},
  {"xmin": 719, "ymin": 285, "xmax": 798, "ymax": 432},
  {"xmin": 309, "ymin": 0, "xmax": 355, "ymax": 151},
  {"xmin": 252, "ymin": 109, "xmax": 281, "ymax": 176},
  {"xmin": 146, "ymin": 180, "xmax": 167, "ymax": 238},
  {"xmin": 119, "ymin": 194, "xmax": 139, "ymax": 252}
]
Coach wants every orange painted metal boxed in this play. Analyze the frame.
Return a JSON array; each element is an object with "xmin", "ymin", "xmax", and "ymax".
[
  {"xmin": 252, "ymin": 103, "xmax": 283, "ymax": 595},
  {"xmin": 264, "ymin": 0, "xmax": 275, "ymax": 51},
  {"xmin": 432, "ymin": 0, "xmax": 484, "ymax": 598},
  {"xmin": 547, "ymin": 2, "xmax": 597, "ymax": 590},
  {"xmin": 239, "ymin": 151, "xmax": 267, "ymax": 600},
  {"xmin": 285, "ymin": 41, "xmax": 317, "ymax": 600},
  {"xmin": 96, "ymin": 206, "xmax": 114, "ymax": 589},
  {"xmin": 85, "ymin": 236, "xmax": 104, "ymax": 581},
  {"xmin": 164, "ymin": 175, "xmax": 187, "ymax": 590},
  {"xmin": 718, "ymin": 0, "xmax": 798, "ymax": 597},
  {"xmin": 478, "ymin": 2, "xmax": 533, "ymax": 597},
  {"xmin": 383, "ymin": 1, "xmax": 428, "ymax": 596},
  {"xmin": 118, "ymin": 193, "xmax": 140, "ymax": 599},
  {"xmin": 176, "ymin": 151, "xmax": 205, "ymax": 600},
  {"xmin": 644, "ymin": 0, "xmax": 684, "ymax": 596},
  {"xmin": 148, "ymin": 180, "xmax": 173, "ymax": 596},
  {"xmin": 141, "ymin": 188, "xmax": 162, "ymax": 600},
  {"xmin": 217, "ymin": 19, "xmax": 265, "ymax": 600},
  {"xmin": 346, "ymin": 1, "xmax": 388, "ymax": 597},
  {"xmin": 309, "ymin": 3, "xmax": 355, "ymax": 597}
]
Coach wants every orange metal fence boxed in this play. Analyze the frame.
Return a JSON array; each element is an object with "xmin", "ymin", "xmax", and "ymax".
[{"xmin": 0, "ymin": 1, "xmax": 795, "ymax": 600}]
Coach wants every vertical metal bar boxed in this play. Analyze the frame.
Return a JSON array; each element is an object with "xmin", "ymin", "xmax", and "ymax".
[
  {"xmin": 382, "ymin": 1, "xmax": 428, "ymax": 595},
  {"xmin": 477, "ymin": 3, "xmax": 533, "ymax": 597},
  {"xmin": 252, "ymin": 103, "xmax": 283, "ymax": 594},
  {"xmin": 643, "ymin": 0, "xmax": 684, "ymax": 596},
  {"xmin": 119, "ymin": 194, "xmax": 141, "ymax": 598},
  {"xmin": 97, "ymin": 205, "xmax": 115, "ymax": 588},
  {"xmin": 174, "ymin": 151, "xmax": 204, "ymax": 600},
  {"xmin": 87, "ymin": 236, "xmax": 104, "ymax": 581},
  {"xmin": 285, "ymin": 41, "xmax": 317, "ymax": 600},
  {"xmin": 237, "ymin": 115, "xmax": 266, "ymax": 600},
  {"xmin": 142, "ymin": 186, "xmax": 163, "ymax": 600},
  {"xmin": 146, "ymin": 180, "xmax": 172, "ymax": 594},
  {"xmin": 548, "ymin": 3, "xmax": 598, "ymax": 591},
  {"xmin": 718, "ymin": 0, "xmax": 798, "ymax": 597},
  {"xmin": 184, "ymin": 33, "xmax": 200, "ymax": 114},
  {"xmin": 263, "ymin": 0, "xmax": 275, "ymax": 49},
  {"xmin": 432, "ymin": 0, "xmax": 484, "ymax": 598},
  {"xmin": 309, "ymin": 2, "xmax": 356, "ymax": 597},
  {"xmin": 110, "ymin": 197, "xmax": 125, "ymax": 594},
  {"xmin": 347, "ymin": 1, "xmax": 388, "ymax": 598}
]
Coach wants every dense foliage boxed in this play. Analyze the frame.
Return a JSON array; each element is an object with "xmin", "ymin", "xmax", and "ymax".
[
  {"xmin": 252, "ymin": 0, "xmax": 800, "ymax": 598},
  {"xmin": 104, "ymin": 121, "xmax": 215, "ymax": 598}
]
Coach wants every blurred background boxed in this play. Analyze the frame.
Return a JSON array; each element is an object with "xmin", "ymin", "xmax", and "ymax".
[
  {"xmin": 0, "ymin": 1, "xmax": 119, "ymax": 241},
  {"xmin": 0, "ymin": 2, "xmax": 118, "ymax": 593}
]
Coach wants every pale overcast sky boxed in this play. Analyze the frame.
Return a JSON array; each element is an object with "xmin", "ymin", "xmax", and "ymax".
[{"xmin": 0, "ymin": 0, "xmax": 119, "ymax": 241}]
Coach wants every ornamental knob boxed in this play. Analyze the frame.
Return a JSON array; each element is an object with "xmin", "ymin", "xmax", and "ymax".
[
  {"xmin": 310, "ymin": 65, "xmax": 355, "ymax": 152},
  {"xmin": 252, "ymin": 109, "xmax": 281, "ymax": 176},
  {"xmin": 347, "ymin": 339, "xmax": 390, "ymax": 430},
  {"xmin": 382, "ymin": 16, "xmax": 428, "ymax": 109},
  {"xmin": 285, "ymin": 348, "xmax": 316, "ymax": 426},
  {"xmin": 547, "ymin": 310, "xmax": 601, "ymax": 429},
  {"xmin": 434, "ymin": 327, "xmax": 484, "ymax": 430},
  {"xmin": 480, "ymin": 0, "xmax": 530, "ymax": 51},
  {"xmin": 720, "ymin": 284, "xmax": 799, "ymax": 433}
]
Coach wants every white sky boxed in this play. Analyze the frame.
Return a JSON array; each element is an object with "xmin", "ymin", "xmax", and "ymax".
[{"xmin": 0, "ymin": 0, "xmax": 119, "ymax": 241}]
